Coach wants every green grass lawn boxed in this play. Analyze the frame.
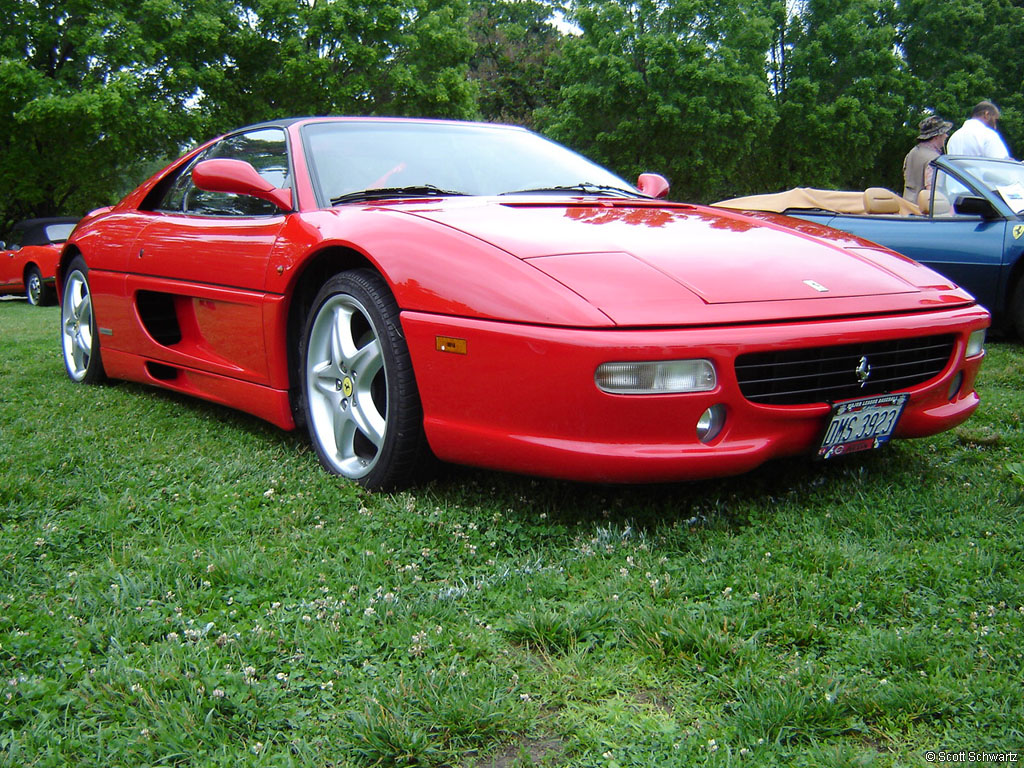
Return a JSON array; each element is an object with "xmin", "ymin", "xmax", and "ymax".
[{"xmin": 2, "ymin": 299, "xmax": 1022, "ymax": 767}]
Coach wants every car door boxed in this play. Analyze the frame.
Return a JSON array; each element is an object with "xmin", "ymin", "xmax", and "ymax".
[
  {"xmin": 124, "ymin": 127, "xmax": 291, "ymax": 385},
  {"xmin": 0, "ymin": 227, "xmax": 24, "ymax": 291},
  {"xmin": 793, "ymin": 172, "xmax": 1007, "ymax": 312}
]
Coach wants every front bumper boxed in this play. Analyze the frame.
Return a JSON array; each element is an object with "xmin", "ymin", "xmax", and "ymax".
[{"xmin": 401, "ymin": 305, "xmax": 989, "ymax": 483}]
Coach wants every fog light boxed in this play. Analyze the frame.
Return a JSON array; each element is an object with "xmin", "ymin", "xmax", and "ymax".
[
  {"xmin": 966, "ymin": 329, "xmax": 986, "ymax": 357},
  {"xmin": 696, "ymin": 405, "xmax": 726, "ymax": 443},
  {"xmin": 595, "ymin": 360, "xmax": 716, "ymax": 394},
  {"xmin": 947, "ymin": 371, "xmax": 963, "ymax": 401}
]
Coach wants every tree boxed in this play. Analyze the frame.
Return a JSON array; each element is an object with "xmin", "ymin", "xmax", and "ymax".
[
  {"xmin": 0, "ymin": 0, "xmax": 480, "ymax": 229},
  {"xmin": 466, "ymin": 0, "xmax": 562, "ymax": 128},
  {"xmin": 767, "ymin": 0, "xmax": 910, "ymax": 191},
  {"xmin": 898, "ymin": 0, "xmax": 1024, "ymax": 157},
  {"xmin": 194, "ymin": 0, "xmax": 478, "ymax": 132},
  {"xmin": 536, "ymin": 0, "xmax": 778, "ymax": 202},
  {"xmin": 0, "ymin": 0, "xmax": 236, "ymax": 229}
]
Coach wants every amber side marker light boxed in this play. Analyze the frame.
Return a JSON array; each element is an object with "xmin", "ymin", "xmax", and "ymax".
[{"xmin": 436, "ymin": 336, "xmax": 467, "ymax": 354}]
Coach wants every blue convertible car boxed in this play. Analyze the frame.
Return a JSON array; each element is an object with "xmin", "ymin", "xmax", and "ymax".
[{"xmin": 716, "ymin": 156, "xmax": 1024, "ymax": 338}]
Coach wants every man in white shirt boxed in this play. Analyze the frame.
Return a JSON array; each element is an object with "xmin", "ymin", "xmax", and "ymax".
[{"xmin": 947, "ymin": 101, "xmax": 1012, "ymax": 159}]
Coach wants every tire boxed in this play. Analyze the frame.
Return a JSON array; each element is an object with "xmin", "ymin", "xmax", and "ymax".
[
  {"xmin": 25, "ymin": 265, "xmax": 53, "ymax": 306},
  {"xmin": 300, "ymin": 269, "xmax": 429, "ymax": 490},
  {"xmin": 60, "ymin": 257, "xmax": 105, "ymax": 384},
  {"xmin": 1012, "ymin": 277, "xmax": 1024, "ymax": 341}
]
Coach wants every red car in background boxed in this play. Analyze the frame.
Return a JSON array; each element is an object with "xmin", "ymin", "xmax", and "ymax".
[
  {"xmin": 1, "ymin": 217, "xmax": 78, "ymax": 306},
  {"xmin": 57, "ymin": 117, "xmax": 989, "ymax": 489}
]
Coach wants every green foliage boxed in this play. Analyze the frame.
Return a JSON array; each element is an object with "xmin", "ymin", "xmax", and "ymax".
[
  {"xmin": 537, "ymin": 0, "xmax": 778, "ymax": 200},
  {"xmin": 197, "ymin": 0, "xmax": 478, "ymax": 129},
  {"xmin": 898, "ymin": 0, "xmax": 1024, "ymax": 157},
  {"xmin": 467, "ymin": 0, "xmax": 562, "ymax": 128},
  {"xmin": 766, "ymin": 0, "xmax": 911, "ymax": 192},
  {"xmin": 4, "ymin": 0, "xmax": 1024, "ymax": 218},
  {"xmin": 0, "ymin": 0, "xmax": 217, "ymax": 229}
]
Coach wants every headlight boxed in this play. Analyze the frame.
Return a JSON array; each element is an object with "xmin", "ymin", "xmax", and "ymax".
[
  {"xmin": 595, "ymin": 360, "xmax": 717, "ymax": 394},
  {"xmin": 966, "ymin": 329, "xmax": 986, "ymax": 358}
]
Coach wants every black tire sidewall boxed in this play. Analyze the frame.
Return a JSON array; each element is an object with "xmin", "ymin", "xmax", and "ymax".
[
  {"xmin": 61, "ymin": 256, "xmax": 105, "ymax": 384},
  {"xmin": 26, "ymin": 266, "xmax": 43, "ymax": 306},
  {"xmin": 1012, "ymin": 278, "xmax": 1024, "ymax": 341},
  {"xmin": 300, "ymin": 269, "xmax": 426, "ymax": 490}
]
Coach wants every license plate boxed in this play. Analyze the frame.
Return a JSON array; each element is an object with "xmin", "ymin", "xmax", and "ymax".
[{"xmin": 817, "ymin": 393, "xmax": 908, "ymax": 459}]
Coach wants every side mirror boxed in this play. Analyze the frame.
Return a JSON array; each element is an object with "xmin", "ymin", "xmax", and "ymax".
[
  {"xmin": 637, "ymin": 173, "xmax": 670, "ymax": 199},
  {"xmin": 953, "ymin": 195, "xmax": 998, "ymax": 219},
  {"xmin": 192, "ymin": 158, "xmax": 293, "ymax": 212}
]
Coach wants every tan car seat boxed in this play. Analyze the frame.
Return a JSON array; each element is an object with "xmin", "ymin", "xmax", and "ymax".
[{"xmin": 863, "ymin": 187, "xmax": 902, "ymax": 214}]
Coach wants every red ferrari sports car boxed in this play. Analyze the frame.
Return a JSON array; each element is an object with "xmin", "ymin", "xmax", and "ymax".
[
  {"xmin": 58, "ymin": 117, "xmax": 989, "ymax": 489},
  {"xmin": 1, "ymin": 217, "xmax": 78, "ymax": 305}
]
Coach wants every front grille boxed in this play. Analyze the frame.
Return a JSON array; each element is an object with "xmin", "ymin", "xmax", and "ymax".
[{"xmin": 735, "ymin": 335, "xmax": 955, "ymax": 405}]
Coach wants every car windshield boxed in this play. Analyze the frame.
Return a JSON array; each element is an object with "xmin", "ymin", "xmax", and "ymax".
[
  {"xmin": 301, "ymin": 121, "xmax": 638, "ymax": 204},
  {"xmin": 948, "ymin": 157, "xmax": 1024, "ymax": 211}
]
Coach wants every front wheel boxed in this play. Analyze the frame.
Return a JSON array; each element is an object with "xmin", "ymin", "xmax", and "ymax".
[
  {"xmin": 61, "ymin": 257, "xmax": 105, "ymax": 383},
  {"xmin": 300, "ymin": 269, "xmax": 429, "ymax": 490}
]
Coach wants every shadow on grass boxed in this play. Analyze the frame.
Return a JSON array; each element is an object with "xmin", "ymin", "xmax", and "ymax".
[{"xmin": 93, "ymin": 377, "xmax": 954, "ymax": 536}]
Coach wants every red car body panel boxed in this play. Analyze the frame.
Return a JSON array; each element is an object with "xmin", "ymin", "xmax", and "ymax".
[
  {"xmin": 402, "ymin": 306, "xmax": 985, "ymax": 482},
  {"xmin": 0, "ymin": 244, "xmax": 60, "ymax": 294},
  {"xmin": 57, "ymin": 117, "xmax": 991, "ymax": 483},
  {"xmin": 1, "ymin": 217, "xmax": 78, "ymax": 301}
]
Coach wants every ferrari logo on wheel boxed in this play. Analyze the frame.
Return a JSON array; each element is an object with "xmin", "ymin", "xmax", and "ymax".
[{"xmin": 1014, "ymin": 225, "xmax": 1024, "ymax": 240}]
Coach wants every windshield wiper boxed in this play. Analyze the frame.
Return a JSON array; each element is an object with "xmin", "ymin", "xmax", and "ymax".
[
  {"xmin": 499, "ymin": 183, "xmax": 643, "ymax": 198},
  {"xmin": 331, "ymin": 185, "xmax": 466, "ymax": 205}
]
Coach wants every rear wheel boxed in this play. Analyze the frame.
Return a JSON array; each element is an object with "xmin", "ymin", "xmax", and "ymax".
[
  {"xmin": 26, "ymin": 266, "xmax": 53, "ymax": 306},
  {"xmin": 61, "ymin": 257, "xmax": 105, "ymax": 383},
  {"xmin": 300, "ymin": 269, "xmax": 428, "ymax": 490}
]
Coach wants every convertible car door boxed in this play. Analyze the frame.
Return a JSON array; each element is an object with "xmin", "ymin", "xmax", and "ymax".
[
  {"xmin": 794, "ymin": 171, "xmax": 1009, "ymax": 312},
  {"xmin": 124, "ymin": 128, "xmax": 291, "ymax": 385}
]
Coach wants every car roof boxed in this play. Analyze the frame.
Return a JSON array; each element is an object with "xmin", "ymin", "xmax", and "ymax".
[
  {"xmin": 8, "ymin": 217, "xmax": 79, "ymax": 246},
  {"xmin": 233, "ymin": 115, "xmax": 527, "ymax": 134},
  {"xmin": 13, "ymin": 216, "xmax": 79, "ymax": 231}
]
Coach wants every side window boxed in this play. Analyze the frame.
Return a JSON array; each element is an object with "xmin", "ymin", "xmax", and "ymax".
[
  {"xmin": 155, "ymin": 128, "xmax": 290, "ymax": 217},
  {"xmin": 931, "ymin": 168, "xmax": 973, "ymax": 218}
]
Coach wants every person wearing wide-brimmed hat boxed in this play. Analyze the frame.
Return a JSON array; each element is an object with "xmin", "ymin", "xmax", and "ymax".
[{"xmin": 903, "ymin": 115, "xmax": 952, "ymax": 202}]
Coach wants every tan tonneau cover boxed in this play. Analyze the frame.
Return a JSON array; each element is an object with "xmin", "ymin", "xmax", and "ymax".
[{"xmin": 713, "ymin": 187, "xmax": 922, "ymax": 216}]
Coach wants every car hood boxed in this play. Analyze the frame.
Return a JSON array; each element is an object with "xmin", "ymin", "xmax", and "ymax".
[{"xmin": 391, "ymin": 198, "xmax": 973, "ymax": 325}]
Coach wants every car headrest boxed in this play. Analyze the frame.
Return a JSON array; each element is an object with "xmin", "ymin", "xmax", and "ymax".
[
  {"xmin": 917, "ymin": 188, "xmax": 931, "ymax": 214},
  {"xmin": 863, "ymin": 187, "xmax": 901, "ymax": 214}
]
